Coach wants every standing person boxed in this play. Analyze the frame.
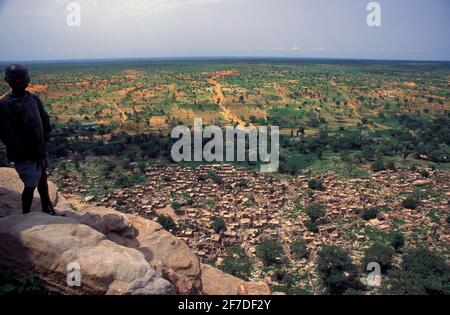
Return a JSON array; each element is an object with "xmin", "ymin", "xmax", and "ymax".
[{"xmin": 0, "ymin": 64, "xmax": 56, "ymax": 215}]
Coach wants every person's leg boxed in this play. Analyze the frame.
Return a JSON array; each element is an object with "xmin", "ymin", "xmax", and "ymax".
[
  {"xmin": 22, "ymin": 186, "xmax": 36, "ymax": 214},
  {"xmin": 37, "ymin": 169, "xmax": 55, "ymax": 214}
]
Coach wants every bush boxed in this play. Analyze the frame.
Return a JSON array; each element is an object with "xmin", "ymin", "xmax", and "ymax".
[
  {"xmin": 208, "ymin": 172, "xmax": 223, "ymax": 185},
  {"xmin": 308, "ymin": 178, "xmax": 325, "ymax": 191},
  {"xmin": 362, "ymin": 243, "xmax": 395, "ymax": 273},
  {"xmin": 305, "ymin": 219, "xmax": 319, "ymax": 233},
  {"xmin": 271, "ymin": 271, "xmax": 312, "ymax": 295},
  {"xmin": 291, "ymin": 238, "xmax": 308, "ymax": 259},
  {"xmin": 420, "ymin": 169, "xmax": 430, "ymax": 178},
  {"xmin": 305, "ymin": 202, "xmax": 326, "ymax": 222},
  {"xmin": 317, "ymin": 246, "xmax": 363, "ymax": 295},
  {"xmin": 211, "ymin": 216, "xmax": 227, "ymax": 233},
  {"xmin": 157, "ymin": 215, "xmax": 176, "ymax": 231},
  {"xmin": 361, "ymin": 207, "xmax": 380, "ymax": 220},
  {"xmin": 383, "ymin": 248, "xmax": 450, "ymax": 295},
  {"xmin": 402, "ymin": 195, "xmax": 420, "ymax": 210},
  {"xmin": 391, "ymin": 231, "xmax": 405, "ymax": 252},
  {"xmin": 114, "ymin": 174, "xmax": 135, "ymax": 188},
  {"xmin": 256, "ymin": 238, "xmax": 284, "ymax": 265},
  {"xmin": 171, "ymin": 201, "xmax": 182, "ymax": 212},
  {"xmin": 219, "ymin": 250, "xmax": 253, "ymax": 281},
  {"xmin": 343, "ymin": 288, "xmax": 364, "ymax": 295},
  {"xmin": 409, "ymin": 164, "xmax": 417, "ymax": 171},
  {"xmin": 0, "ymin": 268, "xmax": 48, "ymax": 295},
  {"xmin": 371, "ymin": 159, "xmax": 385, "ymax": 172},
  {"xmin": 385, "ymin": 160, "xmax": 396, "ymax": 170}
]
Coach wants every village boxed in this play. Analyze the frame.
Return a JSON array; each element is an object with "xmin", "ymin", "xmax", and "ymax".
[{"xmin": 55, "ymin": 162, "xmax": 450, "ymax": 283}]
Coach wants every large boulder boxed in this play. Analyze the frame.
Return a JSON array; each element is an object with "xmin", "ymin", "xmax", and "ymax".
[
  {"xmin": 201, "ymin": 264, "xmax": 244, "ymax": 295},
  {"xmin": 57, "ymin": 201, "xmax": 134, "ymax": 237},
  {"xmin": 237, "ymin": 282, "xmax": 271, "ymax": 295},
  {"xmin": 0, "ymin": 167, "xmax": 58, "ymax": 218},
  {"xmin": 56, "ymin": 196, "xmax": 202, "ymax": 295},
  {"xmin": 127, "ymin": 214, "xmax": 203, "ymax": 295},
  {"xmin": 0, "ymin": 213, "xmax": 175, "ymax": 295},
  {"xmin": 201, "ymin": 264, "xmax": 270, "ymax": 295}
]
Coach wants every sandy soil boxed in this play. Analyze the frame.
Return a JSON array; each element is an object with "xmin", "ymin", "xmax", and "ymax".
[{"xmin": 208, "ymin": 70, "xmax": 245, "ymax": 126}]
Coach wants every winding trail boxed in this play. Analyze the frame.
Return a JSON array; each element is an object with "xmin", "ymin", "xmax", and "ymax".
[
  {"xmin": 100, "ymin": 85, "xmax": 127, "ymax": 126},
  {"xmin": 208, "ymin": 71, "xmax": 245, "ymax": 126}
]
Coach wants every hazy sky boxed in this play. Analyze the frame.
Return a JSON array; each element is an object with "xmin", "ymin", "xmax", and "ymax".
[{"xmin": 0, "ymin": 0, "xmax": 449, "ymax": 61}]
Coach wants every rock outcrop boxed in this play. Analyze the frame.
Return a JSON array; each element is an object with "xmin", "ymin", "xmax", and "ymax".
[
  {"xmin": 0, "ymin": 168, "xmax": 203, "ymax": 295},
  {"xmin": 201, "ymin": 264, "xmax": 270, "ymax": 295},
  {"xmin": 0, "ymin": 167, "xmax": 271, "ymax": 295},
  {"xmin": 0, "ymin": 213, "xmax": 174, "ymax": 295},
  {"xmin": 56, "ymin": 198, "xmax": 202, "ymax": 294},
  {"xmin": 0, "ymin": 167, "xmax": 58, "ymax": 218}
]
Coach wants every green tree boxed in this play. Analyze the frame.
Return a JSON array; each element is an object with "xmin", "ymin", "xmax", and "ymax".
[
  {"xmin": 402, "ymin": 194, "xmax": 420, "ymax": 210},
  {"xmin": 308, "ymin": 178, "xmax": 325, "ymax": 191},
  {"xmin": 305, "ymin": 202, "xmax": 326, "ymax": 222},
  {"xmin": 317, "ymin": 246, "xmax": 363, "ymax": 295},
  {"xmin": 211, "ymin": 216, "xmax": 227, "ymax": 233},
  {"xmin": 157, "ymin": 215, "xmax": 177, "ymax": 231},
  {"xmin": 391, "ymin": 231, "xmax": 405, "ymax": 252},
  {"xmin": 362, "ymin": 243, "xmax": 395, "ymax": 273},
  {"xmin": 383, "ymin": 249, "xmax": 450, "ymax": 295},
  {"xmin": 291, "ymin": 238, "xmax": 308, "ymax": 259},
  {"xmin": 256, "ymin": 238, "xmax": 284, "ymax": 265}
]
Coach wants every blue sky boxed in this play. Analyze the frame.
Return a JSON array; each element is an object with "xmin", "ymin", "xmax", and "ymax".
[{"xmin": 0, "ymin": 0, "xmax": 449, "ymax": 61}]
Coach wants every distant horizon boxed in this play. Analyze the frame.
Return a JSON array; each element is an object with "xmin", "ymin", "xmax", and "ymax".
[{"xmin": 1, "ymin": 55, "xmax": 450, "ymax": 66}]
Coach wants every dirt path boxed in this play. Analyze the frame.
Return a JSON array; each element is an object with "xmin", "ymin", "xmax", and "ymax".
[
  {"xmin": 274, "ymin": 83, "xmax": 287, "ymax": 104},
  {"xmin": 208, "ymin": 71, "xmax": 245, "ymax": 126},
  {"xmin": 330, "ymin": 81, "xmax": 361, "ymax": 118},
  {"xmin": 343, "ymin": 94, "xmax": 360, "ymax": 118},
  {"xmin": 99, "ymin": 85, "xmax": 127, "ymax": 126}
]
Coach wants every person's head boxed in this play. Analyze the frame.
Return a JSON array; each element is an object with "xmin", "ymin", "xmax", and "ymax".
[{"xmin": 5, "ymin": 64, "xmax": 30, "ymax": 93}]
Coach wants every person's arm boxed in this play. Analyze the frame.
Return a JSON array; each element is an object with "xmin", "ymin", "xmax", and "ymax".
[
  {"xmin": 19, "ymin": 94, "xmax": 46, "ymax": 158},
  {"xmin": 0, "ymin": 103, "xmax": 28, "ymax": 159},
  {"xmin": 34, "ymin": 94, "xmax": 52, "ymax": 142}
]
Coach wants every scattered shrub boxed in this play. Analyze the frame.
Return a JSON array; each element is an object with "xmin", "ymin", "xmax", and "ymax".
[
  {"xmin": 420, "ymin": 169, "xmax": 430, "ymax": 178},
  {"xmin": 157, "ymin": 214, "xmax": 176, "ymax": 231},
  {"xmin": 402, "ymin": 195, "xmax": 420, "ymax": 210},
  {"xmin": 211, "ymin": 216, "xmax": 227, "ymax": 233},
  {"xmin": 219, "ymin": 249, "xmax": 252, "ymax": 281},
  {"xmin": 362, "ymin": 243, "xmax": 395, "ymax": 273},
  {"xmin": 385, "ymin": 160, "xmax": 396, "ymax": 170},
  {"xmin": 291, "ymin": 238, "xmax": 308, "ymax": 259},
  {"xmin": 305, "ymin": 219, "xmax": 319, "ymax": 233},
  {"xmin": 371, "ymin": 159, "xmax": 385, "ymax": 172},
  {"xmin": 317, "ymin": 246, "xmax": 363, "ymax": 295},
  {"xmin": 383, "ymin": 248, "xmax": 450, "ymax": 295},
  {"xmin": 0, "ymin": 268, "xmax": 48, "ymax": 295},
  {"xmin": 308, "ymin": 178, "xmax": 325, "ymax": 191},
  {"xmin": 343, "ymin": 288, "xmax": 364, "ymax": 295},
  {"xmin": 171, "ymin": 201, "xmax": 181, "ymax": 212},
  {"xmin": 391, "ymin": 231, "xmax": 405, "ymax": 252},
  {"xmin": 196, "ymin": 174, "xmax": 206, "ymax": 181},
  {"xmin": 361, "ymin": 207, "xmax": 380, "ymax": 220},
  {"xmin": 256, "ymin": 238, "xmax": 284, "ymax": 265},
  {"xmin": 208, "ymin": 172, "xmax": 223, "ymax": 185},
  {"xmin": 305, "ymin": 202, "xmax": 326, "ymax": 222},
  {"xmin": 271, "ymin": 271, "xmax": 312, "ymax": 295}
]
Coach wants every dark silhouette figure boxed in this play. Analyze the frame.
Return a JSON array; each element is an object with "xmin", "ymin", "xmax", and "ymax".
[{"xmin": 0, "ymin": 64, "xmax": 56, "ymax": 215}]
